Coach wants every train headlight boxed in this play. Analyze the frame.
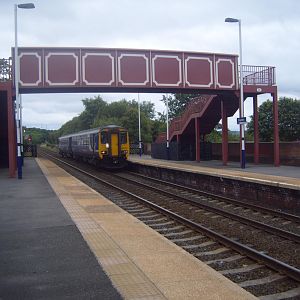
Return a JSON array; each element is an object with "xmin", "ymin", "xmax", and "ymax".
[
  {"xmin": 105, "ymin": 143, "xmax": 110, "ymax": 148},
  {"xmin": 101, "ymin": 151, "xmax": 107, "ymax": 154},
  {"xmin": 121, "ymin": 150, "xmax": 128, "ymax": 154}
]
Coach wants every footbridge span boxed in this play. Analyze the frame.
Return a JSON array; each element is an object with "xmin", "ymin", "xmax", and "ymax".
[{"xmin": 1, "ymin": 47, "xmax": 279, "ymax": 177}]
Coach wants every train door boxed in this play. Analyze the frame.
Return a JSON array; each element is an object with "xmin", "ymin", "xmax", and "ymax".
[{"xmin": 111, "ymin": 133, "xmax": 119, "ymax": 156}]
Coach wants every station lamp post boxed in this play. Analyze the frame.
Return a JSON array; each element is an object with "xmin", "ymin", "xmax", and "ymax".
[
  {"xmin": 225, "ymin": 17, "xmax": 246, "ymax": 169},
  {"xmin": 14, "ymin": 2, "xmax": 35, "ymax": 179},
  {"xmin": 138, "ymin": 93, "xmax": 142, "ymax": 157},
  {"xmin": 166, "ymin": 94, "xmax": 170, "ymax": 160}
]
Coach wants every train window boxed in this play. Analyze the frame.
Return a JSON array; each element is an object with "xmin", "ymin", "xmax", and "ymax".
[
  {"xmin": 120, "ymin": 132, "xmax": 127, "ymax": 144},
  {"xmin": 94, "ymin": 134, "xmax": 99, "ymax": 150},
  {"xmin": 100, "ymin": 131, "xmax": 108, "ymax": 144}
]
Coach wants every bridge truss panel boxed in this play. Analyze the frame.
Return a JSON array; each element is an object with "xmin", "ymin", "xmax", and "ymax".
[{"xmin": 13, "ymin": 47, "xmax": 239, "ymax": 93}]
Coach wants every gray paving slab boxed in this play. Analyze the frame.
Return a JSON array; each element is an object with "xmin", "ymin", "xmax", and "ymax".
[{"xmin": 0, "ymin": 158, "xmax": 122, "ymax": 300}]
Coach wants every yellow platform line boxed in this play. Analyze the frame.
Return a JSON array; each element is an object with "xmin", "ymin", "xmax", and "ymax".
[{"xmin": 37, "ymin": 158, "xmax": 165, "ymax": 300}]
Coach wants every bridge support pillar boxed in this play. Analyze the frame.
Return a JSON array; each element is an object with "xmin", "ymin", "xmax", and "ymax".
[
  {"xmin": 195, "ymin": 117, "xmax": 201, "ymax": 162},
  {"xmin": 272, "ymin": 90, "xmax": 280, "ymax": 166},
  {"xmin": 8, "ymin": 84, "xmax": 16, "ymax": 177},
  {"xmin": 221, "ymin": 99, "xmax": 228, "ymax": 165},
  {"xmin": 0, "ymin": 82, "xmax": 16, "ymax": 177},
  {"xmin": 253, "ymin": 95, "xmax": 259, "ymax": 164}
]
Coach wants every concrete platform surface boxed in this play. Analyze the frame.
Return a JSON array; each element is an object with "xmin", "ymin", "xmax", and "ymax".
[
  {"xmin": 34, "ymin": 157, "xmax": 256, "ymax": 299},
  {"xmin": 129, "ymin": 155, "xmax": 300, "ymax": 190},
  {"xmin": 0, "ymin": 159, "xmax": 122, "ymax": 300}
]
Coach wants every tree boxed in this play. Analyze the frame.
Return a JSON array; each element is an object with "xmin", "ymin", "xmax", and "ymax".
[
  {"xmin": 247, "ymin": 97, "xmax": 300, "ymax": 141},
  {"xmin": 150, "ymin": 119, "xmax": 166, "ymax": 142},
  {"xmin": 23, "ymin": 127, "xmax": 56, "ymax": 145},
  {"xmin": 81, "ymin": 96, "xmax": 107, "ymax": 128},
  {"xmin": 92, "ymin": 99, "xmax": 156, "ymax": 143},
  {"xmin": 59, "ymin": 116, "xmax": 83, "ymax": 136},
  {"xmin": 206, "ymin": 129, "xmax": 222, "ymax": 142},
  {"xmin": 56, "ymin": 96, "xmax": 159, "ymax": 143}
]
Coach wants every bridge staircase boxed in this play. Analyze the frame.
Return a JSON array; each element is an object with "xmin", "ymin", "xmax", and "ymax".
[
  {"xmin": 156, "ymin": 65, "xmax": 276, "ymax": 144},
  {"xmin": 155, "ymin": 94, "xmax": 239, "ymax": 144},
  {"xmin": 154, "ymin": 65, "xmax": 277, "ymax": 161}
]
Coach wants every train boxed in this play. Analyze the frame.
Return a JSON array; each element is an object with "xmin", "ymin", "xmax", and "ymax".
[{"xmin": 58, "ymin": 125, "xmax": 130, "ymax": 169}]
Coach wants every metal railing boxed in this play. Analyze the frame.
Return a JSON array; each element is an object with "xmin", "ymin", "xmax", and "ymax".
[
  {"xmin": 0, "ymin": 58, "xmax": 12, "ymax": 82},
  {"xmin": 242, "ymin": 65, "xmax": 276, "ymax": 86},
  {"xmin": 156, "ymin": 95, "xmax": 214, "ymax": 143},
  {"xmin": 24, "ymin": 145, "xmax": 37, "ymax": 157},
  {"xmin": 130, "ymin": 143, "xmax": 144, "ymax": 155},
  {"xmin": 169, "ymin": 95, "xmax": 214, "ymax": 137}
]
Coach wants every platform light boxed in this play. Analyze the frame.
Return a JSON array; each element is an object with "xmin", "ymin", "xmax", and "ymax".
[
  {"xmin": 138, "ymin": 93, "xmax": 142, "ymax": 157},
  {"xmin": 225, "ymin": 17, "xmax": 246, "ymax": 169},
  {"xmin": 14, "ymin": 2, "xmax": 35, "ymax": 179},
  {"xmin": 17, "ymin": 3, "xmax": 35, "ymax": 9},
  {"xmin": 166, "ymin": 93, "xmax": 169, "ymax": 160}
]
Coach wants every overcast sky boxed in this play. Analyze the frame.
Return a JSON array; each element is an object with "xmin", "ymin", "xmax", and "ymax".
[{"xmin": 1, "ymin": 0, "xmax": 299, "ymax": 130}]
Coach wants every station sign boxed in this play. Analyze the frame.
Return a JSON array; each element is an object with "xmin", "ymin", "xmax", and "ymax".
[{"xmin": 237, "ymin": 117, "xmax": 247, "ymax": 125}]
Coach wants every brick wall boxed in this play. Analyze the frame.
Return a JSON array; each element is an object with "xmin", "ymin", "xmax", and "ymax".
[
  {"xmin": 212, "ymin": 142, "xmax": 300, "ymax": 166},
  {"xmin": 130, "ymin": 162, "xmax": 300, "ymax": 213}
]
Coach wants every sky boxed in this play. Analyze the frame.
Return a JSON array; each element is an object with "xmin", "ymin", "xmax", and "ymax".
[{"xmin": 1, "ymin": 0, "xmax": 299, "ymax": 130}]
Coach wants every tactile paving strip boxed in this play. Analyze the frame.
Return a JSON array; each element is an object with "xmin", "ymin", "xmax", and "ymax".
[{"xmin": 37, "ymin": 158, "xmax": 166, "ymax": 299}]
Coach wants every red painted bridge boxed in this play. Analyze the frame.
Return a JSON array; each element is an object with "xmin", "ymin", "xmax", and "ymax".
[
  {"xmin": 0, "ymin": 47, "xmax": 279, "ymax": 177},
  {"xmin": 16, "ymin": 47, "xmax": 239, "ymax": 94}
]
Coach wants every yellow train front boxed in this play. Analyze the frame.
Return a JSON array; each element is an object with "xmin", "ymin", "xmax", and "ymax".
[
  {"xmin": 58, "ymin": 125, "xmax": 129, "ymax": 169},
  {"xmin": 98, "ymin": 125, "xmax": 129, "ymax": 168}
]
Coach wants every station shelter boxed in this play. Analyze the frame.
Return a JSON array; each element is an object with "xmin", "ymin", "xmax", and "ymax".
[{"xmin": 0, "ymin": 47, "xmax": 279, "ymax": 177}]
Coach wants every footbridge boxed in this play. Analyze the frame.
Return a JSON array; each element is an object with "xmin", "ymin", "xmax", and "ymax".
[
  {"xmin": 0, "ymin": 47, "xmax": 279, "ymax": 177},
  {"xmin": 155, "ymin": 64, "xmax": 278, "ymax": 163}
]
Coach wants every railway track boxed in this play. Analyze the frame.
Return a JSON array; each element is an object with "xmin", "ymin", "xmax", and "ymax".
[
  {"xmin": 38, "ymin": 149, "xmax": 300, "ymax": 299},
  {"xmin": 115, "ymin": 171, "xmax": 300, "ymax": 242}
]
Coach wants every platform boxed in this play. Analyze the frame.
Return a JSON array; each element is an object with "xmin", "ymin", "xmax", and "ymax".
[
  {"xmin": 129, "ymin": 155, "xmax": 300, "ymax": 190},
  {"xmin": 0, "ymin": 158, "xmax": 256, "ymax": 299},
  {"xmin": 0, "ymin": 158, "xmax": 122, "ymax": 299}
]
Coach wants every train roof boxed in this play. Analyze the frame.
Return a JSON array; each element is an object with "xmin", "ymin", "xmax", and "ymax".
[{"xmin": 58, "ymin": 125, "xmax": 125, "ymax": 139}]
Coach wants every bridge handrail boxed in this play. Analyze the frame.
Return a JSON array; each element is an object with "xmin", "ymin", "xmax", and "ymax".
[
  {"xmin": 169, "ymin": 95, "xmax": 214, "ymax": 137},
  {"xmin": 242, "ymin": 65, "xmax": 275, "ymax": 86},
  {"xmin": 157, "ymin": 95, "xmax": 214, "ymax": 143}
]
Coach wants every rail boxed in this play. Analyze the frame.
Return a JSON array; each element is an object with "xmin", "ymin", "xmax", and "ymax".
[
  {"xmin": 39, "ymin": 150, "xmax": 300, "ymax": 282},
  {"xmin": 242, "ymin": 65, "xmax": 276, "ymax": 86},
  {"xmin": 116, "ymin": 172, "xmax": 300, "ymax": 243},
  {"xmin": 156, "ymin": 95, "xmax": 214, "ymax": 143},
  {"xmin": 128, "ymin": 171, "xmax": 300, "ymax": 223}
]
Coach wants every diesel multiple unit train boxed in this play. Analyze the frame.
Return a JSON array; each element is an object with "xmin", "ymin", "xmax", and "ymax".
[{"xmin": 58, "ymin": 125, "xmax": 129, "ymax": 168}]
